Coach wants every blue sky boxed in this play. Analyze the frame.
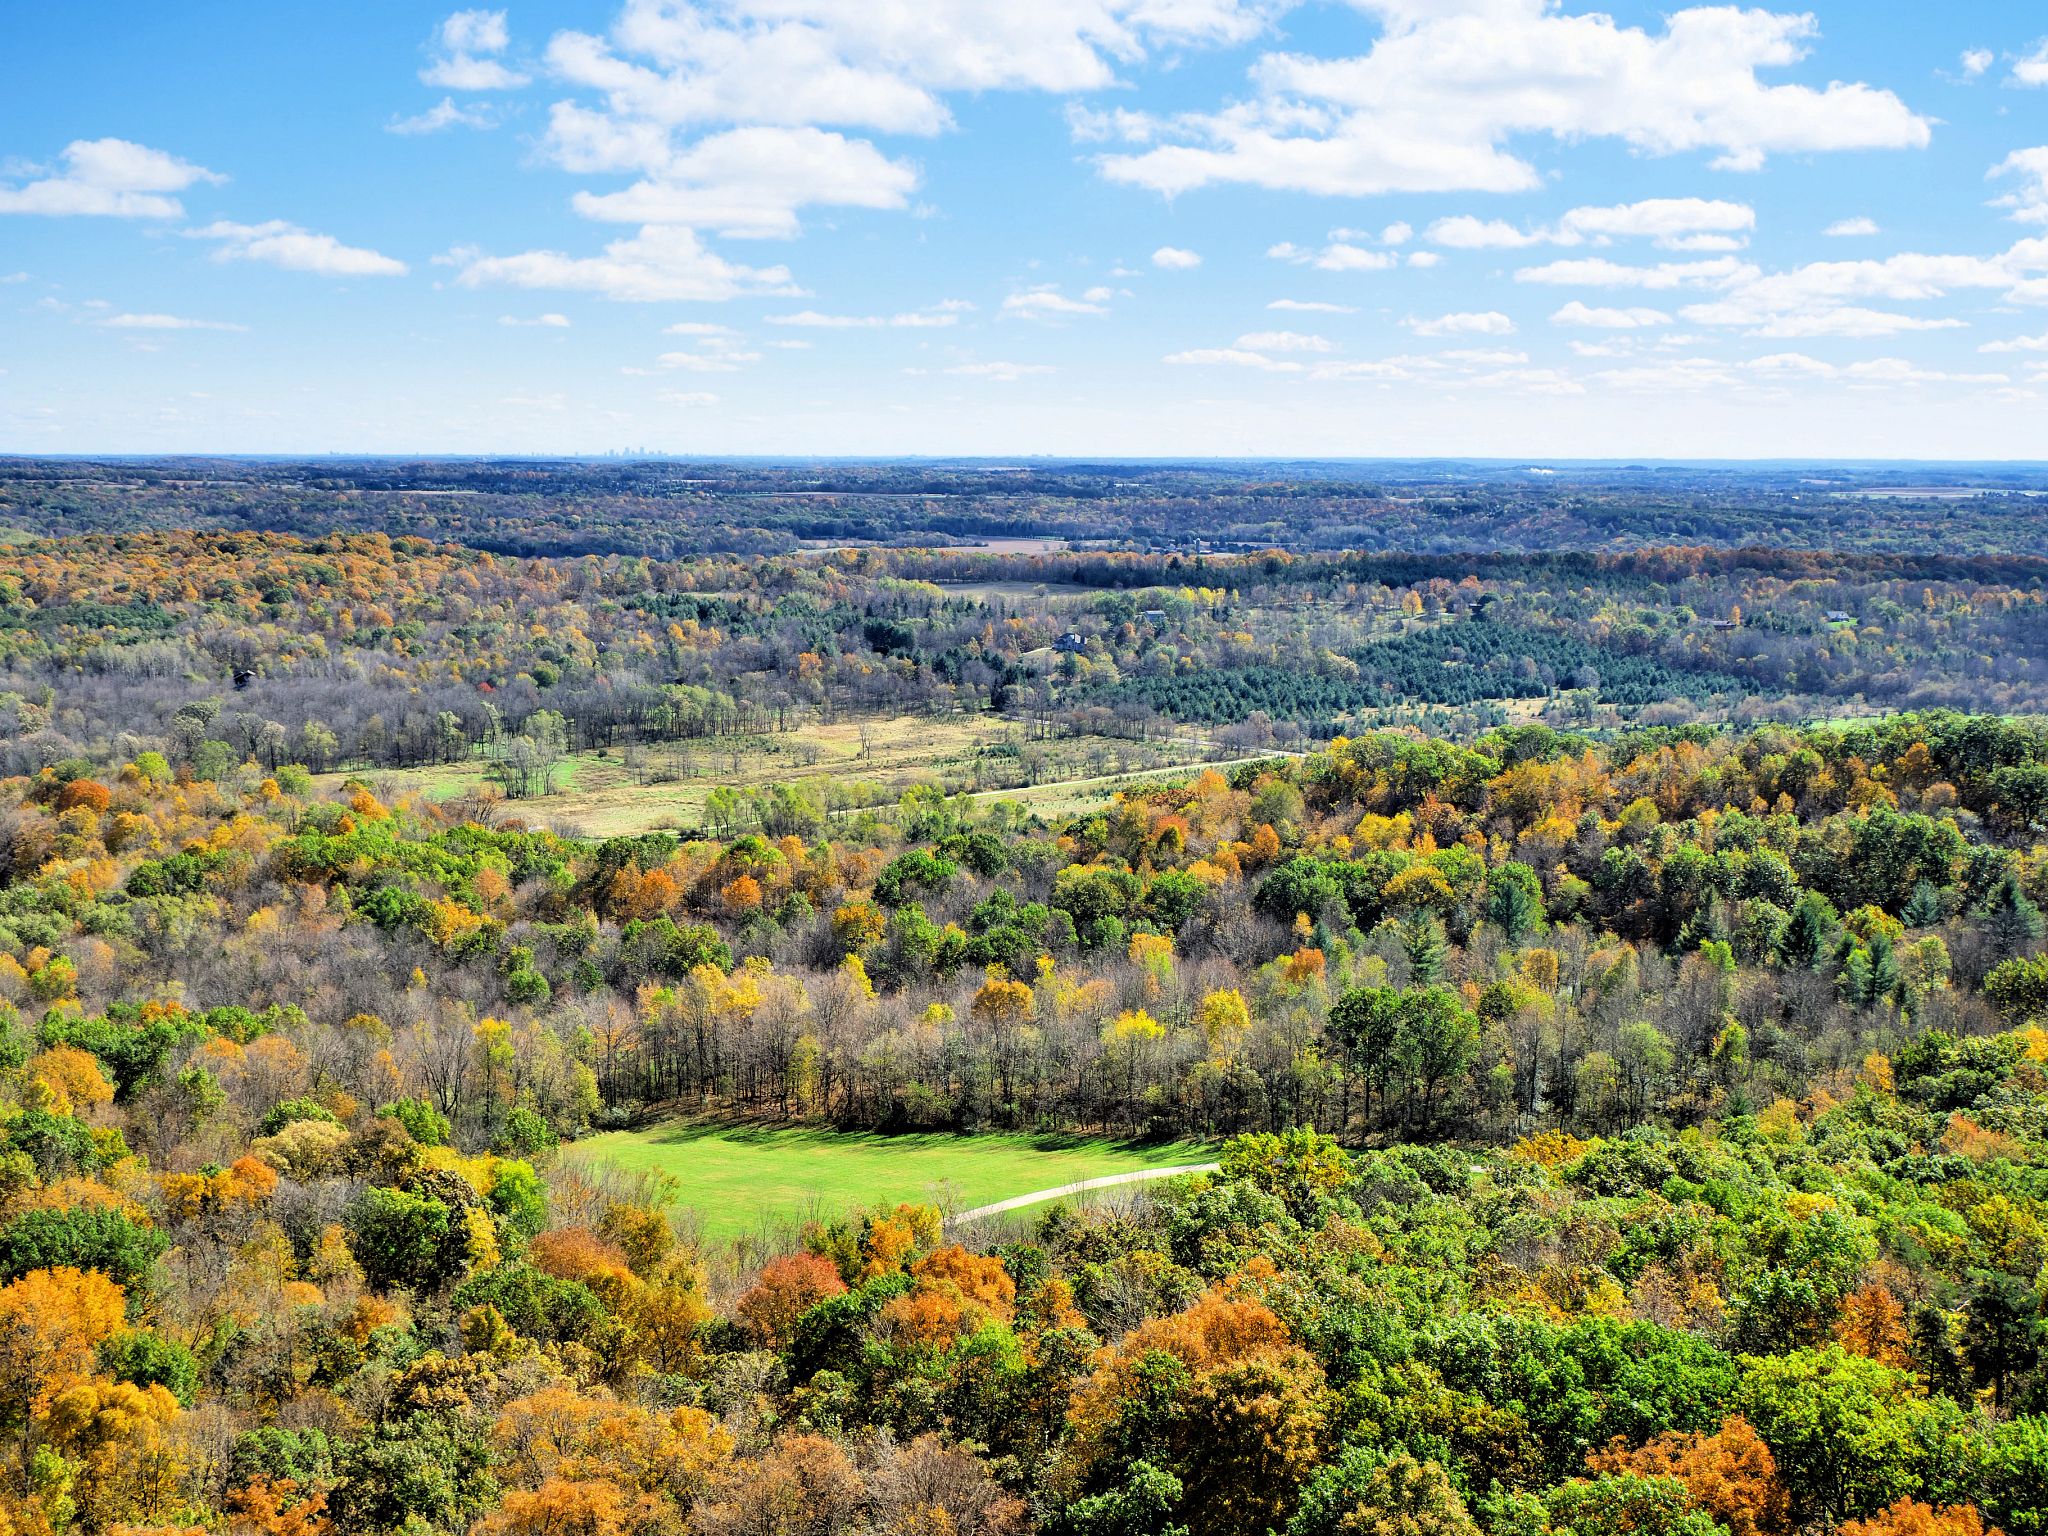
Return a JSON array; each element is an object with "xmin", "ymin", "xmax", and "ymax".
[{"xmin": 4, "ymin": 0, "xmax": 2047, "ymax": 458}]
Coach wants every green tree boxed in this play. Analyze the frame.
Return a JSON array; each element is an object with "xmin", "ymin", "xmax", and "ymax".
[
  {"xmin": 0, "ymin": 1203, "xmax": 167, "ymax": 1290},
  {"xmin": 348, "ymin": 1186, "xmax": 464, "ymax": 1292},
  {"xmin": 1736, "ymin": 1346, "xmax": 1932, "ymax": 1521},
  {"xmin": 1487, "ymin": 863, "xmax": 1547, "ymax": 944},
  {"xmin": 1395, "ymin": 987, "xmax": 1480, "ymax": 1130},
  {"xmin": 1401, "ymin": 913, "xmax": 1449, "ymax": 985},
  {"xmin": 1329, "ymin": 985, "xmax": 1404, "ymax": 1125}
]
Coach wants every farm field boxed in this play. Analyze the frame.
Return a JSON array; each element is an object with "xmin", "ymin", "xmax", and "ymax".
[
  {"xmin": 324, "ymin": 714, "xmax": 1229, "ymax": 835},
  {"xmin": 569, "ymin": 1120, "xmax": 1223, "ymax": 1243}
]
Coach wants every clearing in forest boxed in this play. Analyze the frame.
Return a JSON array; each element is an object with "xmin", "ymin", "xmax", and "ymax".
[
  {"xmin": 570, "ymin": 1120, "xmax": 1222, "ymax": 1244},
  {"xmin": 321, "ymin": 714, "xmax": 1226, "ymax": 836}
]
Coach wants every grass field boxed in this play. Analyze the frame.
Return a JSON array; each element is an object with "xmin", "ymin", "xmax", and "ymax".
[
  {"xmin": 569, "ymin": 1120, "xmax": 1222, "ymax": 1243},
  {"xmin": 324, "ymin": 714, "xmax": 1230, "ymax": 836}
]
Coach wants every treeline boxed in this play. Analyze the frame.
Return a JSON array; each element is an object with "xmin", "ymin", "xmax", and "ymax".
[{"xmin": 11, "ymin": 456, "xmax": 2048, "ymax": 558}]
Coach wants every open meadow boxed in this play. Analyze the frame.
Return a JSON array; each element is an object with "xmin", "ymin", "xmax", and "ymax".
[
  {"xmin": 567, "ymin": 1120, "xmax": 1223, "ymax": 1244},
  {"xmin": 326, "ymin": 713, "xmax": 1233, "ymax": 835}
]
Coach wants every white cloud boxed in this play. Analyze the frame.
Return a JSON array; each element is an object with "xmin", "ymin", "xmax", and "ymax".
[
  {"xmin": 0, "ymin": 138, "xmax": 223, "ymax": 218},
  {"xmin": 423, "ymin": 8, "xmax": 529, "ymax": 90},
  {"xmin": 1551, "ymin": 301, "xmax": 1671, "ymax": 329},
  {"xmin": 1980, "ymin": 332, "xmax": 2048, "ymax": 354},
  {"xmin": 1308, "ymin": 358, "xmax": 1421, "ymax": 383},
  {"xmin": 1595, "ymin": 358, "xmax": 1741, "ymax": 391},
  {"xmin": 1429, "ymin": 217, "xmax": 1541, "ymax": 250},
  {"xmin": 664, "ymin": 321, "xmax": 737, "ymax": 335},
  {"xmin": 1152, "ymin": 245, "xmax": 1202, "ymax": 269},
  {"xmin": 658, "ymin": 390, "xmax": 721, "ymax": 406},
  {"xmin": 551, "ymin": 0, "xmax": 1274, "ymax": 141},
  {"xmin": 1748, "ymin": 354, "xmax": 2009, "ymax": 387},
  {"xmin": 1464, "ymin": 366, "xmax": 1585, "ymax": 396},
  {"xmin": 1666, "ymin": 243, "xmax": 2047, "ymax": 335},
  {"xmin": 1516, "ymin": 256, "xmax": 1757, "ymax": 289},
  {"xmin": 1442, "ymin": 348, "xmax": 1529, "ymax": 366},
  {"xmin": 1098, "ymin": 1, "xmax": 1929, "ymax": 199},
  {"xmin": 1431, "ymin": 199, "xmax": 1753, "ymax": 252},
  {"xmin": 1268, "ymin": 239, "xmax": 1396, "ymax": 272},
  {"xmin": 500, "ymin": 313, "xmax": 572, "ymax": 327},
  {"xmin": 96, "ymin": 312, "xmax": 246, "ymax": 332},
  {"xmin": 1695, "ymin": 305, "xmax": 1968, "ymax": 339},
  {"xmin": 768, "ymin": 301, "xmax": 970, "ymax": 327},
  {"xmin": 1002, "ymin": 284, "xmax": 1109, "ymax": 319},
  {"xmin": 946, "ymin": 360, "xmax": 1055, "ymax": 381},
  {"xmin": 450, "ymin": 223, "xmax": 799, "ymax": 302},
  {"xmin": 658, "ymin": 345, "xmax": 760, "ymax": 371},
  {"xmin": 567, "ymin": 125, "xmax": 917, "ymax": 239},
  {"xmin": 190, "ymin": 220, "xmax": 408, "ymax": 277},
  {"xmin": 1234, "ymin": 330, "xmax": 1333, "ymax": 352},
  {"xmin": 1825, "ymin": 217, "xmax": 1879, "ymax": 238},
  {"xmin": 1960, "ymin": 48, "xmax": 1993, "ymax": 78},
  {"xmin": 1408, "ymin": 311, "xmax": 1515, "ymax": 337},
  {"xmin": 1558, "ymin": 198, "xmax": 1753, "ymax": 247},
  {"xmin": 1165, "ymin": 347, "xmax": 1301, "ymax": 371},
  {"xmin": 1267, "ymin": 298, "xmax": 1356, "ymax": 313},
  {"xmin": 388, "ymin": 98, "xmax": 497, "ymax": 135},
  {"xmin": 1991, "ymin": 148, "xmax": 2048, "ymax": 226},
  {"xmin": 2015, "ymin": 40, "xmax": 2048, "ymax": 88}
]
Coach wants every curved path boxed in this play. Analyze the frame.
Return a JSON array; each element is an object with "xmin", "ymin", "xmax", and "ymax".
[{"xmin": 949, "ymin": 1162, "xmax": 1218, "ymax": 1226}]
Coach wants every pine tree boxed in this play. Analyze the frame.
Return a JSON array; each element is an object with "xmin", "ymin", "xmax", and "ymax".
[
  {"xmin": 1401, "ymin": 913, "xmax": 1448, "ymax": 985},
  {"xmin": 1901, "ymin": 880, "xmax": 1944, "ymax": 929}
]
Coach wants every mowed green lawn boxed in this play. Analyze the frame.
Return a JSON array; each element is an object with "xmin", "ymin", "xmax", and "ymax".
[{"xmin": 570, "ymin": 1121, "xmax": 1222, "ymax": 1243}]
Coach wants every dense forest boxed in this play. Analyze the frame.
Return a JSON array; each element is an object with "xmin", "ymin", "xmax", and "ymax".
[
  {"xmin": 1, "ymin": 529, "xmax": 2046, "ymax": 788},
  {"xmin": 0, "ymin": 462, "xmax": 2044, "ymax": 1536},
  {"xmin": 7, "ymin": 457, "xmax": 2048, "ymax": 559}
]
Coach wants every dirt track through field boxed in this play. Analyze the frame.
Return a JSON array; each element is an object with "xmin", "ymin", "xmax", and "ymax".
[{"xmin": 948, "ymin": 1163, "xmax": 1219, "ymax": 1225}]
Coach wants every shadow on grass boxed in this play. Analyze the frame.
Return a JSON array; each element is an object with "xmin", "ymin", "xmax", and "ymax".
[{"xmin": 623, "ymin": 1117, "xmax": 1218, "ymax": 1159}]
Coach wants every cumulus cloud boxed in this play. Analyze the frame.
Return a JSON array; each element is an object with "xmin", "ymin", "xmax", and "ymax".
[
  {"xmin": 2015, "ymin": 40, "xmax": 2048, "ymax": 88},
  {"xmin": 1268, "ymin": 298, "xmax": 1357, "ymax": 313},
  {"xmin": 767, "ymin": 301, "xmax": 971, "ymax": 327},
  {"xmin": 1165, "ymin": 347, "xmax": 1302, "ymax": 371},
  {"xmin": 500, "ymin": 313, "xmax": 572, "ymax": 327},
  {"xmin": 1515, "ymin": 256, "xmax": 1758, "ymax": 289},
  {"xmin": 1668, "ymin": 242, "xmax": 2048, "ymax": 336},
  {"xmin": 1960, "ymin": 48, "xmax": 1994, "ymax": 79},
  {"xmin": 1152, "ymin": 245, "xmax": 1202, "ymax": 269},
  {"xmin": 0, "ymin": 138, "xmax": 223, "ymax": 218},
  {"xmin": 190, "ymin": 220, "xmax": 408, "ymax": 277},
  {"xmin": 422, "ymin": 8, "xmax": 529, "ymax": 90},
  {"xmin": 1097, "ymin": 1, "xmax": 1929, "ymax": 199},
  {"xmin": 449, "ymin": 223, "xmax": 798, "ymax": 302},
  {"xmin": 566, "ymin": 125, "xmax": 919, "ymax": 239},
  {"xmin": 1268, "ymin": 239, "xmax": 1396, "ymax": 272},
  {"xmin": 388, "ymin": 98, "xmax": 497, "ymax": 135},
  {"xmin": 1825, "ymin": 217, "xmax": 1879, "ymax": 237},
  {"xmin": 1430, "ymin": 199, "xmax": 1753, "ymax": 251},
  {"xmin": 1551, "ymin": 302, "xmax": 1671, "ymax": 329},
  {"xmin": 1408, "ymin": 311, "xmax": 1515, "ymax": 337},
  {"xmin": 1992, "ymin": 148, "xmax": 2048, "ymax": 226},
  {"xmin": 1002, "ymin": 284, "xmax": 1109, "ymax": 319},
  {"xmin": 95, "ymin": 312, "xmax": 246, "ymax": 332},
  {"xmin": 1980, "ymin": 332, "xmax": 2048, "ymax": 354},
  {"xmin": 1747, "ymin": 354, "xmax": 2008, "ymax": 386},
  {"xmin": 1233, "ymin": 330, "xmax": 1333, "ymax": 352}
]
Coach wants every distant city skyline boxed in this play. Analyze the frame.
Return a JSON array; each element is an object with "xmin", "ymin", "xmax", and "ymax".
[{"xmin": 5, "ymin": 0, "xmax": 2048, "ymax": 457}]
